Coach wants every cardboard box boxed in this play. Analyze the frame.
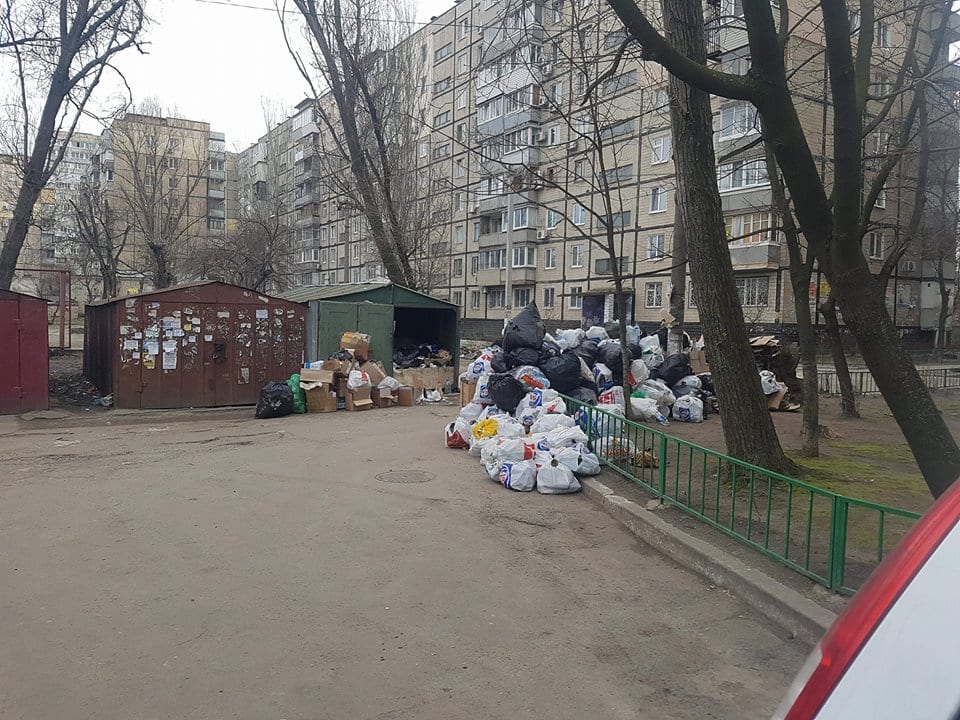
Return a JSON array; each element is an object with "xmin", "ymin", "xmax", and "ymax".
[
  {"xmin": 360, "ymin": 360, "xmax": 387, "ymax": 387},
  {"xmin": 371, "ymin": 386, "xmax": 395, "ymax": 408},
  {"xmin": 394, "ymin": 366, "xmax": 455, "ymax": 393},
  {"xmin": 396, "ymin": 386, "xmax": 414, "ymax": 407},
  {"xmin": 340, "ymin": 332, "xmax": 370, "ymax": 362},
  {"xmin": 690, "ymin": 349, "xmax": 710, "ymax": 374},
  {"xmin": 345, "ymin": 384, "xmax": 373, "ymax": 411},
  {"xmin": 300, "ymin": 369, "xmax": 339, "ymax": 413},
  {"xmin": 460, "ymin": 378, "xmax": 477, "ymax": 407}
]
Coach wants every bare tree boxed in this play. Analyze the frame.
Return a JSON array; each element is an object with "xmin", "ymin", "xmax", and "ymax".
[
  {"xmin": 604, "ymin": 0, "xmax": 960, "ymax": 496},
  {"xmin": 199, "ymin": 202, "xmax": 293, "ymax": 292},
  {"xmin": 279, "ymin": 0, "xmax": 441, "ymax": 289},
  {"xmin": 108, "ymin": 112, "xmax": 208, "ymax": 288},
  {"xmin": 0, "ymin": 0, "xmax": 146, "ymax": 289},
  {"xmin": 69, "ymin": 182, "xmax": 130, "ymax": 298}
]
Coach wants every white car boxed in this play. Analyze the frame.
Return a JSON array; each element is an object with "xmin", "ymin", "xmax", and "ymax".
[{"xmin": 774, "ymin": 478, "xmax": 960, "ymax": 719}]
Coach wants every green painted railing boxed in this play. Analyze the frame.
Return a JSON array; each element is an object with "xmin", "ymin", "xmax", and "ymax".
[
  {"xmin": 563, "ymin": 395, "xmax": 922, "ymax": 594},
  {"xmin": 818, "ymin": 366, "xmax": 960, "ymax": 395}
]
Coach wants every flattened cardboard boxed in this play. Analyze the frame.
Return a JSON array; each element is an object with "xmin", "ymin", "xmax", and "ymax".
[
  {"xmin": 360, "ymin": 360, "xmax": 387, "ymax": 387},
  {"xmin": 346, "ymin": 385, "xmax": 373, "ymax": 411},
  {"xmin": 371, "ymin": 386, "xmax": 395, "ymax": 408},
  {"xmin": 301, "ymin": 368, "xmax": 335, "ymax": 385},
  {"xmin": 305, "ymin": 388, "xmax": 338, "ymax": 413},
  {"xmin": 460, "ymin": 378, "xmax": 477, "ymax": 408}
]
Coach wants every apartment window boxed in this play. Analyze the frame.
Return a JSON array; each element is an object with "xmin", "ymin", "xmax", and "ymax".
[
  {"xmin": 849, "ymin": 9, "xmax": 860, "ymax": 31},
  {"xmin": 418, "ymin": 140, "xmax": 429, "ymax": 158},
  {"xmin": 514, "ymin": 287, "xmax": 531, "ymax": 307},
  {"xmin": 352, "ymin": 243, "xmax": 361, "ymax": 260},
  {"xmin": 604, "ymin": 164, "xmax": 633, "ymax": 185},
  {"xmin": 868, "ymin": 231, "xmax": 885, "ymax": 259},
  {"xmin": 456, "ymin": 90, "xmax": 468, "ymax": 110},
  {"xmin": 876, "ymin": 21, "xmax": 890, "ymax": 48},
  {"xmin": 208, "ymin": 218, "xmax": 224, "ymax": 230},
  {"xmin": 719, "ymin": 102, "xmax": 758, "ymax": 139},
  {"xmin": 571, "ymin": 243, "xmax": 584, "ymax": 267},
  {"xmin": 577, "ymin": 71, "xmax": 588, "ymax": 95},
  {"xmin": 600, "ymin": 211, "xmax": 632, "ymax": 229},
  {"xmin": 544, "ymin": 246, "xmax": 557, "ymax": 268},
  {"xmin": 452, "ymin": 290, "xmax": 463, "ymax": 306},
  {"xmin": 570, "ymin": 285, "xmax": 583, "ymax": 309},
  {"xmin": 455, "ymin": 123, "xmax": 467, "ymax": 143},
  {"xmin": 552, "ymin": 0, "xmax": 563, "ymax": 23},
  {"xmin": 167, "ymin": 177, "xmax": 178, "ymax": 189},
  {"xmin": 513, "ymin": 206, "xmax": 530, "ymax": 229},
  {"xmin": 455, "ymin": 159, "xmax": 467, "ymax": 178},
  {"xmin": 543, "ymin": 286, "xmax": 556, "ymax": 308},
  {"xmin": 875, "ymin": 186, "xmax": 887, "ymax": 208},
  {"xmin": 455, "ymin": 225, "xmax": 465, "ymax": 244},
  {"xmin": 872, "ymin": 72, "xmax": 892, "ymax": 97},
  {"xmin": 647, "ymin": 233, "xmax": 665, "ymax": 258},
  {"xmin": 722, "ymin": 53, "xmax": 750, "ymax": 75},
  {"xmin": 456, "ymin": 193, "xmax": 466, "ymax": 212},
  {"xmin": 453, "ymin": 257, "xmax": 464, "ymax": 276},
  {"xmin": 210, "ymin": 158, "xmax": 225, "ymax": 171},
  {"xmin": 434, "ymin": 76, "xmax": 452, "ymax": 94},
  {"xmin": 602, "ymin": 118, "xmax": 635, "ymax": 140},
  {"xmin": 573, "ymin": 203, "xmax": 587, "ymax": 225},
  {"xmin": 552, "ymin": 82, "xmax": 564, "ymax": 105},
  {"xmin": 650, "ymin": 133, "xmax": 671, "ymax": 164},
  {"xmin": 165, "ymin": 156, "xmax": 180, "ymax": 170},
  {"xmin": 720, "ymin": 0, "xmax": 743, "ymax": 17},
  {"xmin": 473, "ymin": 221, "xmax": 481, "ymax": 242},
  {"xmin": 651, "ymin": 87, "xmax": 669, "ymax": 112},
  {"xmin": 432, "ymin": 143, "xmax": 451, "ymax": 159},
  {"xmin": 482, "ymin": 248, "xmax": 506, "ymax": 269},
  {"xmin": 548, "ymin": 125, "xmax": 562, "ymax": 145},
  {"xmin": 471, "ymin": 290, "xmax": 481, "ymax": 309},
  {"xmin": 435, "ymin": 43, "xmax": 453, "ymax": 62},
  {"xmin": 645, "ymin": 282, "xmax": 663, "ymax": 308},
  {"xmin": 725, "ymin": 212, "xmax": 774, "ymax": 243},
  {"xmin": 435, "ymin": 110, "xmax": 451, "ymax": 127},
  {"xmin": 513, "ymin": 246, "xmax": 535, "ymax": 267},
  {"xmin": 650, "ymin": 186, "xmax": 667, "ymax": 213},
  {"xmin": 736, "ymin": 276, "xmax": 769, "ymax": 306},
  {"xmin": 717, "ymin": 158, "xmax": 769, "ymax": 191},
  {"xmin": 574, "ymin": 159, "xmax": 587, "ymax": 180},
  {"xmin": 471, "ymin": 255, "xmax": 479, "ymax": 274},
  {"xmin": 458, "ymin": 17, "xmax": 469, "ymax": 38},
  {"xmin": 546, "ymin": 209, "xmax": 560, "ymax": 228},
  {"xmin": 458, "ymin": 53, "xmax": 469, "ymax": 74},
  {"xmin": 595, "ymin": 256, "xmax": 628, "ymax": 274},
  {"xmin": 488, "ymin": 289, "xmax": 506, "ymax": 308},
  {"xmin": 873, "ymin": 130, "xmax": 891, "ymax": 155}
]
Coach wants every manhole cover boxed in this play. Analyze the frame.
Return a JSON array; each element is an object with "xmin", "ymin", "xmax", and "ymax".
[{"xmin": 376, "ymin": 470, "xmax": 434, "ymax": 484}]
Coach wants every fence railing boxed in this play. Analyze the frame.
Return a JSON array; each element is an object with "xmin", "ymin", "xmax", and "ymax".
[
  {"xmin": 562, "ymin": 395, "xmax": 922, "ymax": 594},
  {"xmin": 818, "ymin": 366, "xmax": 960, "ymax": 395}
]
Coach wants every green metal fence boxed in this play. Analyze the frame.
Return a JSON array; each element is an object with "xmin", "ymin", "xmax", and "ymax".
[
  {"xmin": 563, "ymin": 396, "xmax": 922, "ymax": 594},
  {"xmin": 818, "ymin": 366, "xmax": 960, "ymax": 395}
]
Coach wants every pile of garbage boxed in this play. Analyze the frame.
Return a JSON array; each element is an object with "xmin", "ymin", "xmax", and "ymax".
[
  {"xmin": 445, "ymin": 385, "xmax": 600, "ymax": 494},
  {"xmin": 460, "ymin": 303, "xmax": 716, "ymax": 425},
  {"xmin": 393, "ymin": 340, "xmax": 453, "ymax": 370}
]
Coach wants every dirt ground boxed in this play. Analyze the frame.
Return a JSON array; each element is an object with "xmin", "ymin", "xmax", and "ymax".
[{"xmin": 0, "ymin": 403, "xmax": 807, "ymax": 720}]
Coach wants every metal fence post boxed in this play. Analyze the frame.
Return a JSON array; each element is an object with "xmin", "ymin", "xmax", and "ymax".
[
  {"xmin": 657, "ymin": 432, "xmax": 668, "ymax": 499},
  {"xmin": 828, "ymin": 496, "xmax": 849, "ymax": 591}
]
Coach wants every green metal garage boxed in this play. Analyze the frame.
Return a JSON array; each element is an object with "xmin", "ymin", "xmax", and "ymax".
[{"xmin": 282, "ymin": 283, "xmax": 460, "ymax": 377}]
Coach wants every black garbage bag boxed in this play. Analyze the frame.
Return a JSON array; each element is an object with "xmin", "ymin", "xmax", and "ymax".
[
  {"xmin": 653, "ymin": 354, "xmax": 694, "ymax": 388},
  {"xmin": 698, "ymin": 373, "xmax": 715, "ymax": 394},
  {"xmin": 539, "ymin": 337, "xmax": 562, "ymax": 365},
  {"xmin": 599, "ymin": 343, "xmax": 625, "ymax": 377},
  {"xmin": 627, "ymin": 343, "xmax": 643, "ymax": 360},
  {"xmin": 540, "ymin": 352, "xmax": 582, "ymax": 393},
  {"xmin": 502, "ymin": 302, "xmax": 546, "ymax": 351},
  {"xmin": 567, "ymin": 385, "xmax": 598, "ymax": 405},
  {"xmin": 487, "ymin": 373, "xmax": 526, "ymax": 413},
  {"xmin": 604, "ymin": 321, "xmax": 621, "ymax": 340},
  {"xmin": 490, "ymin": 351, "xmax": 513, "ymax": 374},
  {"xmin": 255, "ymin": 381, "xmax": 294, "ymax": 419},
  {"xmin": 510, "ymin": 346, "xmax": 541, "ymax": 367},
  {"xmin": 571, "ymin": 342, "xmax": 599, "ymax": 366}
]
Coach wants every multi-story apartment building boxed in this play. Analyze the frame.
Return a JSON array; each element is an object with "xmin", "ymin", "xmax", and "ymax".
[
  {"xmin": 89, "ymin": 112, "xmax": 239, "ymax": 290},
  {"xmin": 249, "ymin": 0, "xmax": 959, "ymax": 339}
]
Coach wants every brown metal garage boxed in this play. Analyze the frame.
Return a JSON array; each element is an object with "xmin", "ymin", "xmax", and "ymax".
[{"xmin": 84, "ymin": 281, "xmax": 305, "ymax": 409}]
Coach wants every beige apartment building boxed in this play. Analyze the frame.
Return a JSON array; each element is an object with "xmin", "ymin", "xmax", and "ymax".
[
  {"xmin": 247, "ymin": 0, "xmax": 959, "ymax": 340},
  {"xmin": 90, "ymin": 113, "xmax": 239, "ymax": 291}
]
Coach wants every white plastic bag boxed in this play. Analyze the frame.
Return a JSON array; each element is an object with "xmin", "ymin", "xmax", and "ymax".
[
  {"xmin": 585, "ymin": 326, "xmax": 609, "ymax": 342},
  {"xmin": 641, "ymin": 379, "xmax": 675, "ymax": 406},
  {"xmin": 347, "ymin": 370, "xmax": 371, "ymax": 389},
  {"xmin": 541, "ymin": 426, "xmax": 589, "ymax": 449},
  {"xmin": 496, "ymin": 419, "xmax": 527, "ymax": 439},
  {"xmin": 598, "ymin": 386, "xmax": 625, "ymax": 409},
  {"xmin": 474, "ymin": 373, "xmax": 493, "ymax": 405},
  {"xmin": 460, "ymin": 402, "xmax": 484, "ymax": 423},
  {"xmin": 760, "ymin": 370, "xmax": 780, "ymax": 396},
  {"xmin": 642, "ymin": 348, "xmax": 665, "ymax": 370},
  {"xmin": 445, "ymin": 418, "xmax": 471, "ymax": 449},
  {"xmin": 672, "ymin": 394, "xmax": 704, "ymax": 422},
  {"xmin": 639, "ymin": 335, "xmax": 662, "ymax": 353},
  {"xmin": 672, "ymin": 375, "xmax": 702, "ymax": 397},
  {"xmin": 556, "ymin": 328, "xmax": 586, "ymax": 350},
  {"xmin": 469, "ymin": 436, "xmax": 494, "ymax": 458},
  {"xmin": 541, "ymin": 397, "xmax": 566, "ymax": 415},
  {"xmin": 483, "ymin": 460, "xmax": 502, "ymax": 480},
  {"xmin": 593, "ymin": 363, "xmax": 613, "ymax": 387},
  {"xmin": 630, "ymin": 396, "xmax": 661, "ymax": 421},
  {"xmin": 515, "ymin": 405, "xmax": 542, "ymax": 427},
  {"xmin": 625, "ymin": 325, "xmax": 641, "ymax": 346},
  {"xmin": 531, "ymin": 413, "xmax": 575, "ymax": 433},
  {"xmin": 498, "ymin": 460, "xmax": 537, "ymax": 491},
  {"xmin": 378, "ymin": 376, "xmax": 401, "ymax": 391},
  {"xmin": 512, "ymin": 365, "xmax": 551, "ymax": 391},
  {"xmin": 537, "ymin": 461, "xmax": 582, "ymax": 494},
  {"xmin": 498, "ymin": 438, "xmax": 537, "ymax": 463},
  {"xmin": 521, "ymin": 387, "xmax": 561, "ymax": 409},
  {"xmin": 630, "ymin": 359, "xmax": 650, "ymax": 387},
  {"xmin": 573, "ymin": 444, "xmax": 601, "ymax": 476}
]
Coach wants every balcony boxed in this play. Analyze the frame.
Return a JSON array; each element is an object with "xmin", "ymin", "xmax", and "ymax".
[
  {"xmin": 208, "ymin": 207, "xmax": 225, "ymax": 219},
  {"xmin": 294, "ymin": 121, "xmax": 319, "ymax": 140},
  {"xmin": 476, "ymin": 266, "xmax": 537, "ymax": 286},
  {"xmin": 293, "ymin": 191, "xmax": 316, "ymax": 209},
  {"xmin": 499, "ymin": 146, "xmax": 540, "ymax": 169},
  {"xmin": 729, "ymin": 240, "xmax": 781, "ymax": 269},
  {"xmin": 207, "ymin": 187, "xmax": 225, "ymax": 200},
  {"xmin": 209, "ymin": 169, "xmax": 225, "ymax": 181},
  {"xmin": 476, "ymin": 194, "xmax": 507, "ymax": 215},
  {"xmin": 477, "ymin": 227, "xmax": 541, "ymax": 248}
]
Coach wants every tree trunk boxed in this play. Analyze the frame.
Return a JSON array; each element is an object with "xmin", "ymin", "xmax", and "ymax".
[
  {"xmin": 792, "ymin": 270, "xmax": 820, "ymax": 456},
  {"xmin": 667, "ymin": 204, "xmax": 687, "ymax": 356},
  {"xmin": 937, "ymin": 260, "xmax": 949, "ymax": 351},
  {"xmin": 819, "ymin": 293, "xmax": 859, "ymax": 418},
  {"xmin": 664, "ymin": 0, "xmax": 794, "ymax": 473},
  {"xmin": 613, "ymin": 273, "xmax": 634, "ymax": 420}
]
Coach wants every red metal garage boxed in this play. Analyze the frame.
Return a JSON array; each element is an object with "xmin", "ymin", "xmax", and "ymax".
[
  {"xmin": 0, "ymin": 289, "xmax": 49, "ymax": 415},
  {"xmin": 84, "ymin": 281, "xmax": 306, "ymax": 409}
]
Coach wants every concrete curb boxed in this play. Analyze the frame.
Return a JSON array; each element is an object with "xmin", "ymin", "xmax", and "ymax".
[{"xmin": 582, "ymin": 477, "xmax": 837, "ymax": 646}]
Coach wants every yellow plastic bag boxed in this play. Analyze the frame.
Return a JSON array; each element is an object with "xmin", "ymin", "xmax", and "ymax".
[{"xmin": 472, "ymin": 418, "xmax": 499, "ymax": 440}]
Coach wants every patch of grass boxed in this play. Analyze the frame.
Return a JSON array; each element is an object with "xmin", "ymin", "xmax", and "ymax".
[
  {"xmin": 790, "ymin": 455, "xmax": 930, "ymax": 514},
  {"xmin": 826, "ymin": 439, "xmax": 914, "ymax": 464}
]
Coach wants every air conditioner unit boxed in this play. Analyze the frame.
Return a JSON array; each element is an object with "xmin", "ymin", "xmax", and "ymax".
[
  {"xmin": 536, "ymin": 230, "xmax": 548, "ymax": 240},
  {"xmin": 901, "ymin": 260, "xmax": 917, "ymax": 272},
  {"xmin": 540, "ymin": 62, "xmax": 553, "ymax": 75},
  {"xmin": 536, "ymin": 130, "xmax": 548, "ymax": 143}
]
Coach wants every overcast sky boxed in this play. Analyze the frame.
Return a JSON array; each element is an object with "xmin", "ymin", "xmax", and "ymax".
[{"xmin": 90, "ymin": 0, "xmax": 453, "ymax": 150}]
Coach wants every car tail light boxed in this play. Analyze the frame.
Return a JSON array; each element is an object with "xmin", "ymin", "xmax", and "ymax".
[{"xmin": 774, "ymin": 478, "xmax": 960, "ymax": 719}]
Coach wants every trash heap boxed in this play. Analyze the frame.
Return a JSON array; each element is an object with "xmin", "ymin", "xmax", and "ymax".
[
  {"xmin": 255, "ymin": 331, "xmax": 418, "ymax": 418},
  {"xmin": 458, "ymin": 302, "xmax": 717, "ymax": 425},
  {"xmin": 393, "ymin": 341, "xmax": 453, "ymax": 370}
]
